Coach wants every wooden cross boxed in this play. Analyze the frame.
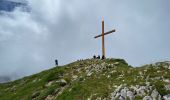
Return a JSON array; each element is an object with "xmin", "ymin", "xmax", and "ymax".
[{"xmin": 94, "ymin": 18, "xmax": 116, "ymax": 59}]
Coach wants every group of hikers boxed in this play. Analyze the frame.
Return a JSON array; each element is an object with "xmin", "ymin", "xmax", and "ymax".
[
  {"xmin": 55, "ymin": 55, "xmax": 105, "ymax": 66},
  {"xmin": 93, "ymin": 55, "xmax": 105, "ymax": 60}
]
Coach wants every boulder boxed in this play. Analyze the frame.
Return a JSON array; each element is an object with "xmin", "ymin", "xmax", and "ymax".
[
  {"xmin": 45, "ymin": 81, "xmax": 53, "ymax": 87},
  {"xmin": 120, "ymin": 89, "xmax": 127, "ymax": 99},
  {"xmin": 146, "ymin": 82, "xmax": 150, "ymax": 87},
  {"xmin": 151, "ymin": 89, "xmax": 159, "ymax": 100},
  {"xmin": 143, "ymin": 96, "xmax": 152, "ymax": 100},
  {"xmin": 115, "ymin": 84, "xmax": 123, "ymax": 92},
  {"xmin": 87, "ymin": 72, "xmax": 92, "ymax": 76},
  {"xmin": 56, "ymin": 79, "xmax": 67, "ymax": 86},
  {"xmin": 110, "ymin": 92, "xmax": 120, "ymax": 100},
  {"xmin": 54, "ymin": 88, "xmax": 61, "ymax": 94},
  {"xmin": 31, "ymin": 91, "xmax": 40, "ymax": 99},
  {"xmin": 45, "ymin": 95, "xmax": 54, "ymax": 100},
  {"xmin": 164, "ymin": 79, "xmax": 170, "ymax": 83},
  {"xmin": 165, "ymin": 84, "xmax": 170, "ymax": 90},
  {"xmin": 163, "ymin": 94, "xmax": 170, "ymax": 100},
  {"xmin": 96, "ymin": 97, "xmax": 102, "ymax": 100},
  {"xmin": 72, "ymin": 75, "xmax": 78, "ymax": 80},
  {"xmin": 158, "ymin": 94, "xmax": 162, "ymax": 100},
  {"xmin": 59, "ymin": 79, "xmax": 67, "ymax": 86},
  {"xmin": 114, "ymin": 62, "xmax": 119, "ymax": 65},
  {"xmin": 136, "ymin": 89, "xmax": 145, "ymax": 96},
  {"xmin": 119, "ymin": 96, "xmax": 125, "ymax": 100},
  {"xmin": 127, "ymin": 91, "xmax": 134, "ymax": 100},
  {"xmin": 115, "ymin": 92, "xmax": 121, "ymax": 99}
]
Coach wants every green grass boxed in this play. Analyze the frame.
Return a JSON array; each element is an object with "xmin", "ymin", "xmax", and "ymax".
[{"xmin": 0, "ymin": 58, "xmax": 169, "ymax": 100}]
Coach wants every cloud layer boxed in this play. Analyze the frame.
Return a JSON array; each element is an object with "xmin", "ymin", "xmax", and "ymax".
[{"xmin": 0, "ymin": 0, "xmax": 170, "ymax": 79}]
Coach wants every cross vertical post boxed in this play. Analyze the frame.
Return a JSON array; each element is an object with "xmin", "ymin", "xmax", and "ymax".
[{"xmin": 102, "ymin": 18, "xmax": 105, "ymax": 58}]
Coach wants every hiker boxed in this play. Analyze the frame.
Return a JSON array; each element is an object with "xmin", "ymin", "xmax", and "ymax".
[
  {"xmin": 93, "ymin": 55, "xmax": 96, "ymax": 59},
  {"xmin": 55, "ymin": 59, "xmax": 58, "ymax": 66},
  {"xmin": 102, "ymin": 55, "xmax": 105, "ymax": 59},
  {"xmin": 97, "ymin": 55, "xmax": 100, "ymax": 59}
]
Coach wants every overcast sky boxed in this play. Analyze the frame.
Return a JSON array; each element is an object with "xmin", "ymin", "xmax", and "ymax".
[{"xmin": 0, "ymin": 0, "xmax": 170, "ymax": 79}]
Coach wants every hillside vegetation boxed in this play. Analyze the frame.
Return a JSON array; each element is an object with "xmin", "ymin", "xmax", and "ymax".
[{"xmin": 0, "ymin": 58, "xmax": 170, "ymax": 100}]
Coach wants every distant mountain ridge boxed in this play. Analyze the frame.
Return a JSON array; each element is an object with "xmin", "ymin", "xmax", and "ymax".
[
  {"xmin": 0, "ymin": 58, "xmax": 170, "ymax": 100},
  {"xmin": 0, "ymin": 76, "xmax": 11, "ymax": 83}
]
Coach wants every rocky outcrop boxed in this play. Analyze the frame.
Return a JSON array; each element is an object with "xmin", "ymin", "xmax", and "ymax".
[{"xmin": 109, "ymin": 83, "xmax": 169, "ymax": 100}]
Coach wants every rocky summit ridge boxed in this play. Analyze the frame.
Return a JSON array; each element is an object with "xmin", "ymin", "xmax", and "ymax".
[{"xmin": 0, "ymin": 58, "xmax": 170, "ymax": 100}]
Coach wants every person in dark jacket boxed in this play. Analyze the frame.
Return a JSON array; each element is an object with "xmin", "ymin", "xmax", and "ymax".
[
  {"xmin": 93, "ymin": 55, "xmax": 96, "ymax": 59},
  {"xmin": 55, "ymin": 59, "xmax": 58, "ymax": 66},
  {"xmin": 97, "ymin": 55, "xmax": 100, "ymax": 59},
  {"xmin": 102, "ymin": 55, "xmax": 105, "ymax": 59}
]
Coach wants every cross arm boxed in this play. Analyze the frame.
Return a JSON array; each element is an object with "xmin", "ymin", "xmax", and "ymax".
[{"xmin": 94, "ymin": 29, "xmax": 116, "ymax": 38}]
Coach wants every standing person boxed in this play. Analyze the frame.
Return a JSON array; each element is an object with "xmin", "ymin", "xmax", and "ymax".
[
  {"xmin": 93, "ymin": 55, "xmax": 96, "ymax": 59},
  {"xmin": 97, "ymin": 55, "xmax": 100, "ymax": 59},
  {"xmin": 102, "ymin": 55, "xmax": 105, "ymax": 59},
  {"xmin": 55, "ymin": 59, "xmax": 58, "ymax": 66}
]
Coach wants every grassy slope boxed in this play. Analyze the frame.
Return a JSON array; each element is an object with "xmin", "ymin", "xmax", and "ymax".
[{"xmin": 0, "ymin": 58, "xmax": 169, "ymax": 100}]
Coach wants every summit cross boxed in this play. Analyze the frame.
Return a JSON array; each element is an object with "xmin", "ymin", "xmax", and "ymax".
[{"xmin": 94, "ymin": 18, "xmax": 116, "ymax": 59}]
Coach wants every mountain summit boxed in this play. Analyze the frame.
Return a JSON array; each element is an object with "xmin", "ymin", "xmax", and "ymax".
[{"xmin": 0, "ymin": 58, "xmax": 170, "ymax": 100}]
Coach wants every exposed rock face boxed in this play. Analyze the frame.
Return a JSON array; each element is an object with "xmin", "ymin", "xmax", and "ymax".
[
  {"xmin": 85, "ymin": 59, "xmax": 117, "ymax": 77},
  {"xmin": 86, "ymin": 62, "xmax": 108, "ymax": 76},
  {"xmin": 109, "ymin": 83, "xmax": 169, "ymax": 100}
]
